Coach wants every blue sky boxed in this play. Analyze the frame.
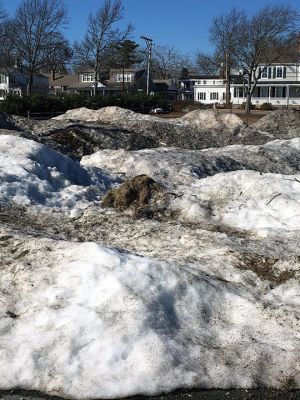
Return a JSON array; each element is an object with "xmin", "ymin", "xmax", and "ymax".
[{"xmin": 2, "ymin": 0, "xmax": 300, "ymax": 58}]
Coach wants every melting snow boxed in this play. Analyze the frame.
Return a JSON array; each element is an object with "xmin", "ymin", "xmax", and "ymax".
[
  {"xmin": 1, "ymin": 239, "xmax": 300, "ymax": 398},
  {"xmin": 0, "ymin": 135, "xmax": 115, "ymax": 213},
  {"xmin": 1, "ymin": 117, "xmax": 300, "ymax": 398}
]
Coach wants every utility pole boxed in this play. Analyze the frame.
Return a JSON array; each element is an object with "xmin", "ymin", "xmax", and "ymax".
[{"xmin": 140, "ymin": 35, "xmax": 153, "ymax": 95}]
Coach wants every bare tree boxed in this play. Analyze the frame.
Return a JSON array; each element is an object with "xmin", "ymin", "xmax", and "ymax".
[
  {"xmin": 0, "ymin": 6, "xmax": 16, "ymax": 70},
  {"xmin": 208, "ymin": 8, "xmax": 243, "ymax": 107},
  {"xmin": 195, "ymin": 51, "xmax": 223, "ymax": 76},
  {"xmin": 44, "ymin": 36, "xmax": 73, "ymax": 79},
  {"xmin": 12, "ymin": 0, "xmax": 68, "ymax": 94},
  {"xmin": 232, "ymin": 5, "xmax": 300, "ymax": 113},
  {"xmin": 152, "ymin": 45, "xmax": 190, "ymax": 83},
  {"xmin": 73, "ymin": 0, "xmax": 133, "ymax": 95}
]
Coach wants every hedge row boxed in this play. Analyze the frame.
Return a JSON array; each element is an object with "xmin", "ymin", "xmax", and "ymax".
[{"xmin": 0, "ymin": 93, "xmax": 168, "ymax": 116}]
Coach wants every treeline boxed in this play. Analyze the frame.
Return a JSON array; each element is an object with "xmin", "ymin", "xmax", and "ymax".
[
  {"xmin": 0, "ymin": 93, "xmax": 168, "ymax": 116},
  {"xmin": 0, "ymin": 0, "xmax": 190, "ymax": 95}
]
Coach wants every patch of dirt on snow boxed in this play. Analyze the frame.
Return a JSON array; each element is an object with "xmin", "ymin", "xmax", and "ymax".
[
  {"xmin": 235, "ymin": 253, "xmax": 299, "ymax": 285},
  {"xmin": 102, "ymin": 174, "xmax": 168, "ymax": 218}
]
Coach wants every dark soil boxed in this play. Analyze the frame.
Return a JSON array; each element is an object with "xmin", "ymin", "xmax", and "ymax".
[{"xmin": 1, "ymin": 388, "xmax": 300, "ymax": 400}]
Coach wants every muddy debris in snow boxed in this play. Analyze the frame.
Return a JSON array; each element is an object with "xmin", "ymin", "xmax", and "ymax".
[{"xmin": 102, "ymin": 174, "xmax": 168, "ymax": 218}]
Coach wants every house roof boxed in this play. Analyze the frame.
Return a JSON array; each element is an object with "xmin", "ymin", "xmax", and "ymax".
[
  {"xmin": 46, "ymin": 73, "xmax": 79, "ymax": 87},
  {"xmin": 181, "ymin": 74, "xmax": 223, "ymax": 80}
]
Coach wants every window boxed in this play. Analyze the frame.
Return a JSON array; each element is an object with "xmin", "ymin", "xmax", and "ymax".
[
  {"xmin": 271, "ymin": 86, "xmax": 286, "ymax": 98},
  {"xmin": 234, "ymin": 87, "xmax": 244, "ymax": 98},
  {"xmin": 257, "ymin": 87, "xmax": 268, "ymax": 98},
  {"xmin": 276, "ymin": 67, "xmax": 283, "ymax": 78},
  {"xmin": 0, "ymin": 75, "xmax": 7, "ymax": 84},
  {"xmin": 81, "ymin": 74, "xmax": 95, "ymax": 82},
  {"xmin": 269, "ymin": 66, "xmax": 286, "ymax": 79},
  {"xmin": 260, "ymin": 68, "xmax": 268, "ymax": 79},
  {"xmin": 210, "ymin": 92, "xmax": 218, "ymax": 100},
  {"xmin": 197, "ymin": 92, "xmax": 206, "ymax": 101},
  {"xmin": 117, "ymin": 73, "xmax": 132, "ymax": 82}
]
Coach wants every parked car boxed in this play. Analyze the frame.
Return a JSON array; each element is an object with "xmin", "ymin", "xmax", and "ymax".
[{"xmin": 149, "ymin": 107, "xmax": 166, "ymax": 114}]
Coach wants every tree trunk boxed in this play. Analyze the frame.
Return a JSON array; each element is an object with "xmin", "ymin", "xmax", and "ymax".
[
  {"xmin": 26, "ymin": 73, "xmax": 33, "ymax": 95},
  {"xmin": 93, "ymin": 68, "xmax": 97, "ymax": 96},
  {"xmin": 225, "ymin": 53, "xmax": 231, "ymax": 107},
  {"xmin": 245, "ymin": 92, "xmax": 251, "ymax": 114},
  {"xmin": 225, "ymin": 73, "xmax": 231, "ymax": 107}
]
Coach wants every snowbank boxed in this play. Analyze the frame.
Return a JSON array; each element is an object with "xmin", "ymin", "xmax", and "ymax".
[
  {"xmin": 1, "ymin": 238, "xmax": 299, "ymax": 398},
  {"xmin": 53, "ymin": 106, "xmax": 155, "ymax": 123},
  {"xmin": 181, "ymin": 109, "xmax": 244, "ymax": 131},
  {"xmin": 0, "ymin": 135, "xmax": 115, "ymax": 213},
  {"xmin": 175, "ymin": 170, "xmax": 300, "ymax": 234},
  {"xmin": 253, "ymin": 108, "xmax": 300, "ymax": 137},
  {"xmin": 54, "ymin": 106, "xmax": 244, "ymax": 132},
  {"xmin": 81, "ymin": 138, "xmax": 300, "ymax": 184},
  {"xmin": 82, "ymin": 139, "xmax": 300, "ymax": 235}
]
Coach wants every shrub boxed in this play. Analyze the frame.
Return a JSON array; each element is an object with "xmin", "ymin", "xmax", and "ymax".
[
  {"xmin": 0, "ymin": 92, "xmax": 168, "ymax": 116},
  {"xmin": 260, "ymin": 102, "xmax": 274, "ymax": 111}
]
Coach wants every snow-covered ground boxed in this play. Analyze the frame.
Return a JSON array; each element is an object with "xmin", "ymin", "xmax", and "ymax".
[{"xmin": 1, "ymin": 107, "xmax": 300, "ymax": 399}]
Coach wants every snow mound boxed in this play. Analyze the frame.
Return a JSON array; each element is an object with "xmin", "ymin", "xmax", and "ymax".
[
  {"xmin": 53, "ymin": 106, "xmax": 151, "ymax": 123},
  {"xmin": 175, "ymin": 170, "xmax": 300, "ymax": 234},
  {"xmin": 82, "ymin": 138, "xmax": 300, "ymax": 185},
  {"xmin": 54, "ymin": 107, "xmax": 244, "ymax": 133},
  {"xmin": 82, "ymin": 139, "xmax": 300, "ymax": 235},
  {"xmin": 181, "ymin": 109, "xmax": 244, "ymax": 131},
  {"xmin": 253, "ymin": 109, "xmax": 300, "ymax": 137},
  {"xmin": 1, "ymin": 238, "xmax": 299, "ymax": 398},
  {"xmin": 0, "ymin": 135, "xmax": 114, "ymax": 213}
]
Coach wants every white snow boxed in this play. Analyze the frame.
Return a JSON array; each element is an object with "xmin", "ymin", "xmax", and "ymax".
[
  {"xmin": 82, "ymin": 138, "xmax": 300, "ymax": 236},
  {"xmin": 1, "ymin": 127, "xmax": 300, "ymax": 398},
  {"xmin": 175, "ymin": 170, "xmax": 300, "ymax": 235},
  {"xmin": 0, "ymin": 135, "xmax": 115, "ymax": 213},
  {"xmin": 1, "ymin": 238, "xmax": 300, "ymax": 398}
]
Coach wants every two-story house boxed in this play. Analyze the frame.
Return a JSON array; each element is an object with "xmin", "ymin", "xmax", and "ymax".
[
  {"xmin": 239, "ymin": 63, "xmax": 300, "ymax": 107},
  {"xmin": 191, "ymin": 61, "xmax": 300, "ymax": 107},
  {"xmin": 47, "ymin": 70, "xmax": 107, "ymax": 95},
  {"xmin": 0, "ymin": 68, "xmax": 49, "ymax": 100}
]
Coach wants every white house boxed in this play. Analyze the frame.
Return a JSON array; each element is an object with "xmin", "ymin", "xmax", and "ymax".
[
  {"xmin": 0, "ymin": 68, "xmax": 49, "ymax": 100},
  {"xmin": 191, "ymin": 62, "xmax": 300, "ymax": 107},
  {"xmin": 193, "ymin": 77, "xmax": 230, "ymax": 105}
]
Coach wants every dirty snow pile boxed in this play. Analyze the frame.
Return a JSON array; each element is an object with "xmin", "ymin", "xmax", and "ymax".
[
  {"xmin": 0, "ymin": 135, "xmax": 115, "ymax": 214},
  {"xmin": 53, "ymin": 106, "xmax": 244, "ymax": 132},
  {"xmin": 53, "ymin": 106, "xmax": 159, "ymax": 123},
  {"xmin": 1, "ymin": 121, "xmax": 300, "ymax": 399},
  {"xmin": 82, "ymin": 138, "xmax": 300, "ymax": 236},
  {"xmin": 253, "ymin": 108, "xmax": 300, "ymax": 137},
  {"xmin": 181, "ymin": 109, "xmax": 244, "ymax": 131}
]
